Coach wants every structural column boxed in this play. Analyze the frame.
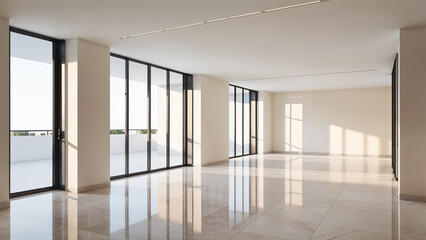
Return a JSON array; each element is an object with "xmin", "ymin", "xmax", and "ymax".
[
  {"xmin": 66, "ymin": 39, "xmax": 110, "ymax": 192},
  {"xmin": 400, "ymin": 25, "xmax": 426, "ymax": 201},
  {"xmin": 193, "ymin": 75, "xmax": 229, "ymax": 167},
  {"xmin": 258, "ymin": 91, "xmax": 272, "ymax": 154},
  {"xmin": 0, "ymin": 17, "xmax": 10, "ymax": 209}
]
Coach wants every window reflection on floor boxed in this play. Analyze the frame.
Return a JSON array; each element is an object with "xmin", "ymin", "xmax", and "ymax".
[
  {"xmin": 284, "ymin": 156, "xmax": 303, "ymax": 206},
  {"xmin": 107, "ymin": 168, "xmax": 202, "ymax": 238},
  {"xmin": 229, "ymin": 157, "xmax": 264, "ymax": 228},
  {"xmin": 11, "ymin": 194, "xmax": 53, "ymax": 240},
  {"xmin": 110, "ymin": 181, "xmax": 126, "ymax": 234},
  {"xmin": 4, "ymin": 155, "xmax": 416, "ymax": 239}
]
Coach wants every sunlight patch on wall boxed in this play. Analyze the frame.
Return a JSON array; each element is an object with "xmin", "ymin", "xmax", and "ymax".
[
  {"xmin": 366, "ymin": 135, "xmax": 380, "ymax": 156},
  {"xmin": 329, "ymin": 124, "xmax": 384, "ymax": 156},
  {"xmin": 345, "ymin": 129, "xmax": 364, "ymax": 155},
  {"xmin": 284, "ymin": 104, "xmax": 303, "ymax": 152},
  {"xmin": 329, "ymin": 125, "xmax": 343, "ymax": 155}
]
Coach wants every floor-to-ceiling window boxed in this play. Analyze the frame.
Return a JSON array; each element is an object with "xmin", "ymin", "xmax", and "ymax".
[
  {"xmin": 151, "ymin": 67, "xmax": 167, "ymax": 171},
  {"xmin": 129, "ymin": 61, "xmax": 148, "ymax": 174},
  {"xmin": 110, "ymin": 54, "xmax": 193, "ymax": 178},
  {"xmin": 229, "ymin": 85, "xmax": 257, "ymax": 158},
  {"xmin": 170, "ymin": 72, "xmax": 184, "ymax": 167},
  {"xmin": 236, "ymin": 88, "xmax": 243, "ymax": 156},
  {"xmin": 392, "ymin": 54, "xmax": 398, "ymax": 180},
  {"xmin": 10, "ymin": 28, "xmax": 64, "ymax": 196},
  {"xmin": 110, "ymin": 57, "xmax": 126, "ymax": 177},
  {"xmin": 243, "ymin": 89, "xmax": 250, "ymax": 155},
  {"xmin": 229, "ymin": 86, "xmax": 235, "ymax": 157}
]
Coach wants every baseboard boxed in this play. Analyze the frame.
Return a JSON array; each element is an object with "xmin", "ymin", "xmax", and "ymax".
[
  {"xmin": 274, "ymin": 151, "xmax": 391, "ymax": 158},
  {"xmin": 0, "ymin": 201, "xmax": 10, "ymax": 210},
  {"xmin": 400, "ymin": 194, "xmax": 426, "ymax": 203},
  {"xmin": 67, "ymin": 181, "xmax": 111, "ymax": 193},
  {"xmin": 201, "ymin": 159, "xmax": 229, "ymax": 167}
]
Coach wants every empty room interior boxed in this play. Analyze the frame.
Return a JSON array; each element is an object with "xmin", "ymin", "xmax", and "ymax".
[{"xmin": 1, "ymin": 0, "xmax": 426, "ymax": 239}]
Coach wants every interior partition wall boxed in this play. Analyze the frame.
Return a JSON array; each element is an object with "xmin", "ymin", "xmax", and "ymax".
[
  {"xmin": 110, "ymin": 54, "xmax": 193, "ymax": 179},
  {"xmin": 9, "ymin": 28, "xmax": 65, "ymax": 197},
  {"xmin": 229, "ymin": 84, "xmax": 258, "ymax": 158}
]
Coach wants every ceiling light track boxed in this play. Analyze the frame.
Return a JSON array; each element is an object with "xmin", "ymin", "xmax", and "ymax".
[
  {"xmin": 121, "ymin": 0, "xmax": 330, "ymax": 39},
  {"xmin": 236, "ymin": 69, "xmax": 379, "ymax": 82}
]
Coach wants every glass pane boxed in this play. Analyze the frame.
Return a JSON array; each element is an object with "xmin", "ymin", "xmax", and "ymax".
[
  {"xmin": 129, "ymin": 61, "xmax": 148, "ymax": 173},
  {"xmin": 110, "ymin": 56, "xmax": 126, "ymax": 177},
  {"xmin": 151, "ymin": 67, "xmax": 167, "ymax": 170},
  {"xmin": 10, "ymin": 32, "xmax": 53, "ymax": 193},
  {"xmin": 244, "ymin": 90, "xmax": 250, "ymax": 155},
  {"xmin": 170, "ymin": 72, "xmax": 183, "ymax": 167},
  {"xmin": 229, "ymin": 86, "xmax": 235, "ymax": 157},
  {"xmin": 236, "ymin": 88, "xmax": 243, "ymax": 156},
  {"xmin": 186, "ymin": 78, "xmax": 193, "ymax": 166},
  {"xmin": 251, "ymin": 92, "xmax": 257, "ymax": 154}
]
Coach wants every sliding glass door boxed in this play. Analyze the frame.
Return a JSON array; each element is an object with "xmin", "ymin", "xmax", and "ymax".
[
  {"xmin": 129, "ymin": 61, "xmax": 148, "ymax": 174},
  {"xmin": 10, "ymin": 29, "xmax": 63, "ymax": 195},
  {"xmin": 236, "ymin": 88, "xmax": 243, "ymax": 156},
  {"xmin": 110, "ymin": 57, "xmax": 126, "ymax": 177},
  {"xmin": 151, "ymin": 67, "xmax": 167, "ymax": 171},
  {"xmin": 229, "ymin": 85, "xmax": 257, "ymax": 158},
  {"xmin": 229, "ymin": 86, "xmax": 235, "ymax": 157},
  {"xmin": 110, "ymin": 54, "xmax": 192, "ymax": 178},
  {"xmin": 170, "ymin": 72, "xmax": 184, "ymax": 167}
]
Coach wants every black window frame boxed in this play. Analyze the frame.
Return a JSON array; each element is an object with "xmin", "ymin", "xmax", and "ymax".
[
  {"xmin": 392, "ymin": 54, "xmax": 398, "ymax": 181},
  {"xmin": 229, "ymin": 84, "xmax": 258, "ymax": 159},
  {"xmin": 110, "ymin": 53, "xmax": 193, "ymax": 180},
  {"xmin": 9, "ymin": 27, "xmax": 65, "ymax": 198}
]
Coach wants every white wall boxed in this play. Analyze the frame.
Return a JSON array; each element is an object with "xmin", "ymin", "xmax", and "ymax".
[
  {"xmin": 66, "ymin": 39, "xmax": 110, "ymax": 192},
  {"xmin": 0, "ymin": 16, "xmax": 9, "ymax": 207},
  {"xmin": 194, "ymin": 75, "xmax": 229, "ymax": 166},
  {"xmin": 272, "ymin": 88, "xmax": 392, "ymax": 157},
  {"xmin": 399, "ymin": 25, "xmax": 426, "ymax": 200},
  {"xmin": 258, "ymin": 91, "xmax": 272, "ymax": 154}
]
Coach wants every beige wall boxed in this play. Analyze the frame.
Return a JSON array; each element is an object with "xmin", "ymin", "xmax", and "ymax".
[
  {"xmin": 258, "ymin": 91, "xmax": 272, "ymax": 154},
  {"xmin": 194, "ymin": 75, "xmax": 229, "ymax": 166},
  {"xmin": 400, "ymin": 25, "xmax": 426, "ymax": 200},
  {"xmin": 66, "ymin": 39, "xmax": 110, "ymax": 191},
  {"xmin": 272, "ymin": 88, "xmax": 392, "ymax": 157},
  {"xmin": 0, "ymin": 17, "xmax": 9, "ymax": 207}
]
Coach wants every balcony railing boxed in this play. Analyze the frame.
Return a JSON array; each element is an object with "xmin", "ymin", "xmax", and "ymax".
[
  {"xmin": 10, "ymin": 130, "xmax": 53, "ymax": 136},
  {"xmin": 110, "ymin": 129, "xmax": 158, "ymax": 135}
]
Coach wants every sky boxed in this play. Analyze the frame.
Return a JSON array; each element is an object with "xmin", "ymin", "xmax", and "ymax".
[
  {"xmin": 11, "ymin": 32, "xmax": 183, "ymax": 132},
  {"xmin": 10, "ymin": 33, "xmax": 52, "ymax": 131}
]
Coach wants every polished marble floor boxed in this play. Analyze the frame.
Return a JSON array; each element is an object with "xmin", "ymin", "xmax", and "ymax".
[
  {"xmin": 110, "ymin": 151, "xmax": 184, "ymax": 177},
  {"xmin": 1, "ymin": 154, "xmax": 426, "ymax": 240}
]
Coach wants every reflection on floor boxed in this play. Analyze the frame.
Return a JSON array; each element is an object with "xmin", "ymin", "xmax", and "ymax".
[
  {"xmin": 110, "ymin": 151, "xmax": 184, "ymax": 176},
  {"xmin": 1, "ymin": 154, "xmax": 426, "ymax": 240}
]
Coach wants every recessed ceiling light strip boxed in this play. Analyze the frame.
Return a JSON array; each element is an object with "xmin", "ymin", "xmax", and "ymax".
[
  {"xmin": 121, "ymin": 0, "xmax": 329, "ymax": 39},
  {"xmin": 236, "ymin": 69, "xmax": 378, "ymax": 82}
]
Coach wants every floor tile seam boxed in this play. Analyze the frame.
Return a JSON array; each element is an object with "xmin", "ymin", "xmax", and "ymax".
[
  {"xmin": 308, "ymin": 159, "xmax": 362, "ymax": 240},
  {"xmin": 226, "ymin": 158, "xmax": 360, "ymax": 240},
  {"xmin": 225, "ymin": 199, "xmax": 283, "ymax": 240}
]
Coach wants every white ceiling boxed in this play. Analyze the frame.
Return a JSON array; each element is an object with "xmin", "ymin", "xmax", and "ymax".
[{"xmin": 1, "ymin": 0, "xmax": 426, "ymax": 92}]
